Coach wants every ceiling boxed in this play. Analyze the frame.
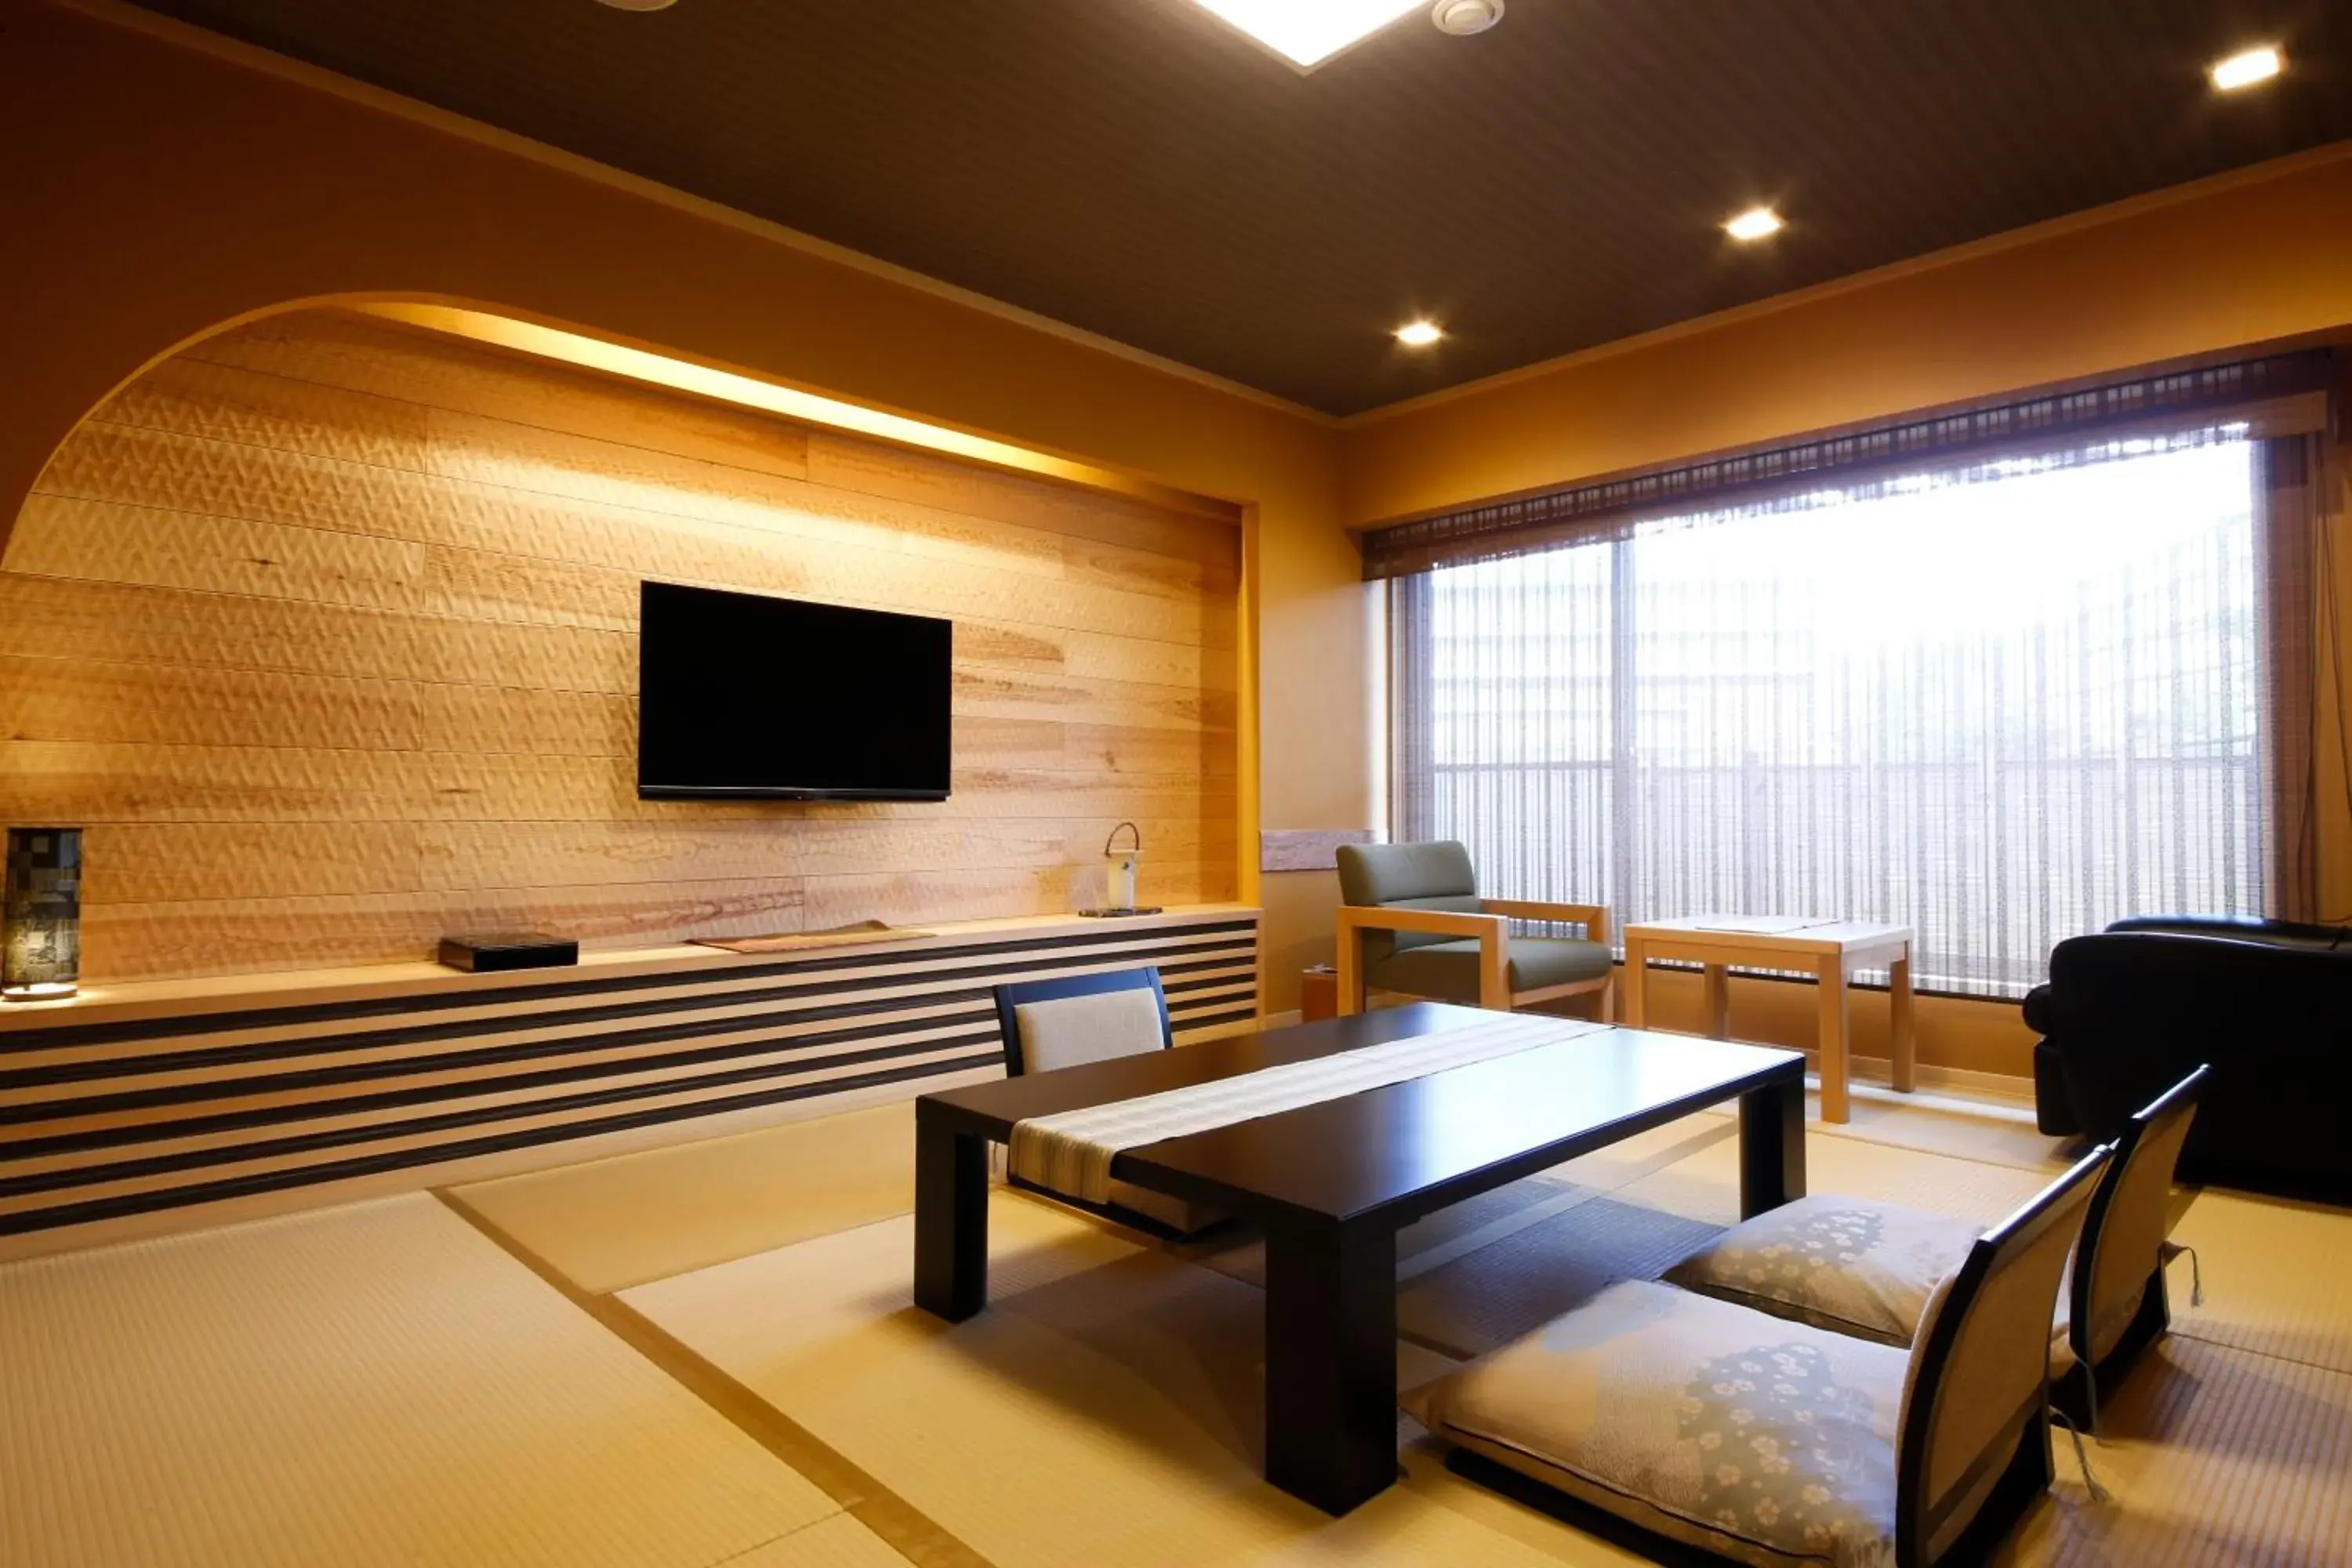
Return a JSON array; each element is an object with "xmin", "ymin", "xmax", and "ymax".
[{"xmin": 131, "ymin": 0, "xmax": 2352, "ymax": 416}]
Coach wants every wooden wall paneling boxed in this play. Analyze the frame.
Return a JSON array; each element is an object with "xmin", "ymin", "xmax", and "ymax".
[
  {"xmin": 75, "ymin": 349, "xmax": 1222, "ymax": 612},
  {"xmin": 800, "ymin": 428, "xmax": 1243, "ymax": 554},
  {"xmin": 184, "ymin": 310, "xmax": 821, "ymax": 483},
  {"xmin": 2, "ymin": 309, "xmax": 1240, "ymax": 981}
]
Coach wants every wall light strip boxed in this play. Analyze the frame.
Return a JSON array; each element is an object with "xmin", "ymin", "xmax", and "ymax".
[{"xmin": 354, "ymin": 303, "xmax": 1233, "ymax": 515}]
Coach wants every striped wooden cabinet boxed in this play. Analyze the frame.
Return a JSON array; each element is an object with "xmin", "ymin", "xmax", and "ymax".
[{"xmin": 0, "ymin": 906, "xmax": 1258, "ymax": 1255}]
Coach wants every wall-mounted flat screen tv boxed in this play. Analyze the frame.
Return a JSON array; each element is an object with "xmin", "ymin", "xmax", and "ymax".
[{"xmin": 637, "ymin": 580, "xmax": 953, "ymax": 801}]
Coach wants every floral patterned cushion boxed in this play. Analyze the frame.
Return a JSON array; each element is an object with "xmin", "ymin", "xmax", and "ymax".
[
  {"xmin": 1664, "ymin": 1195, "xmax": 1985, "ymax": 1347},
  {"xmin": 1406, "ymin": 1279, "xmax": 1907, "ymax": 1568}
]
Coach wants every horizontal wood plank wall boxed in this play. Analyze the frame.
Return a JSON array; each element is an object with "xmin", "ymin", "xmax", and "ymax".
[
  {"xmin": 1, "ymin": 309, "xmax": 1241, "ymax": 981},
  {"xmin": 0, "ymin": 911, "xmax": 1260, "ymax": 1248}
]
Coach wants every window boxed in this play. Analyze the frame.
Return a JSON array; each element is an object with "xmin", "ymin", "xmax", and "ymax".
[{"xmin": 1391, "ymin": 429, "xmax": 2297, "ymax": 997}]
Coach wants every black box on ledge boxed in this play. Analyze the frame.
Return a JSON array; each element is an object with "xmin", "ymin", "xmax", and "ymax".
[{"xmin": 436, "ymin": 933, "xmax": 579, "ymax": 973}]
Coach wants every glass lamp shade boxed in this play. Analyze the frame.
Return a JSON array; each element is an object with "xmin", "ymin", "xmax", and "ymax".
[
  {"xmin": 1104, "ymin": 821, "xmax": 1142, "ymax": 911},
  {"xmin": 4, "ymin": 827, "xmax": 82, "ymax": 1000},
  {"xmin": 1106, "ymin": 851, "xmax": 1142, "ymax": 911}
]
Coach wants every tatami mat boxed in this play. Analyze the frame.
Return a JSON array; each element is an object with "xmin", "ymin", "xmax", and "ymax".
[
  {"xmin": 0, "ymin": 1193, "xmax": 840, "ymax": 1568},
  {"xmin": 13, "ymin": 1069, "xmax": 2347, "ymax": 1568},
  {"xmin": 1612, "ymin": 1115, "xmax": 2060, "ymax": 1230},
  {"xmin": 724, "ymin": 1515, "xmax": 916, "ymax": 1568},
  {"xmin": 620, "ymin": 1108, "xmax": 2352, "ymax": 1568},
  {"xmin": 2168, "ymin": 1189, "xmax": 2352, "ymax": 1377},
  {"xmin": 2001, "ymin": 1334, "xmax": 2352, "ymax": 1566},
  {"xmin": 452, "ymin": 1102, "xmax": 918, "ymax": 1295},
  {"xmin": 1809, "ymin": 1087, "xmax": 2075, "ymax": 1172}
]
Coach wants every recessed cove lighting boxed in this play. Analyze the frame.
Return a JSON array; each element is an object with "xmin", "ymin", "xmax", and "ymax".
[
  {"xmin": 2209, "ymin": 45, "xmax": 2284, "ymax": 91},
  {"xmin": 1723, "ymin": 206, "xmax": 1785, "ymax": 242},
  {"xmin": 1192, "ymin": 0, "xmax": 1424, "ymax": 69},
  {"xmin": 1394, "ymin": 320, "xmax": 1444, "ymax": 347}
]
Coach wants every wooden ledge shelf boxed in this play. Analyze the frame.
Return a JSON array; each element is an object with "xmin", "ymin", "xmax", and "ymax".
[{"xmin": 0, "ymin": 904, "xmax": 1263, "ymax": 1034}]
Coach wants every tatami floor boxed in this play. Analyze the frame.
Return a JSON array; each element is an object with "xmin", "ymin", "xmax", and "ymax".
[{"xmin": 5, "ymin": 1076, "xmax": 2348, "ymax": 1567}]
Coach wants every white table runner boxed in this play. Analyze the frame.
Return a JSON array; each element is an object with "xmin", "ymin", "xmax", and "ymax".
[{"xmin": 1009, "ymin": 1013, "xmax": 1609, "ymax": 1204}]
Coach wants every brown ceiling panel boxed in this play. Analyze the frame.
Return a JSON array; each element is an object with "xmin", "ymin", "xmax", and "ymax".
[{"xmin": 127, "ymin": 0, "xmax": 2352, "ymax": 414}]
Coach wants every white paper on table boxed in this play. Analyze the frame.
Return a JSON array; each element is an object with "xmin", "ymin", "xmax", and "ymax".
[{"xmin": 1685, "ymin": 915, "xmax": 1843, "ymax": 934}]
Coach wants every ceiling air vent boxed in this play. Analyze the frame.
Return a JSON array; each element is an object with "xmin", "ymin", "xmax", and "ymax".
[{"xmin": 1431, "ymin": 0, "xmax": 1504, "ymax": 38}]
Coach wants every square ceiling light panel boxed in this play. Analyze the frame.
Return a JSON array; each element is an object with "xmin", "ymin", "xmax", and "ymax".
[{"xmin": 1192, "ymin": 0, "xmax": 1425, "ymax": 69}]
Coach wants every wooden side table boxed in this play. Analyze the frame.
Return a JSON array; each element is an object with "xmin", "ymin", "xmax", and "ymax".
[
  {"xmin": 1619, "ymin": 917, "xmax": 1915, "ymax": 1123},
  {"xmin": 1298, "ymin": 965, "xmax": 1339, "ymax": 1023}
]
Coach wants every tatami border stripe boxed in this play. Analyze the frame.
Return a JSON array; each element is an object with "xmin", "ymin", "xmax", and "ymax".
[{"xmin": 434, "ymin": 1189, "xmax": 994, "ymax": 1568}]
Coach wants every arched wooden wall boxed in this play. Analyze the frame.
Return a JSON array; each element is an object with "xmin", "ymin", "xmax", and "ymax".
[{"xmin": 0, "ymin": 308, "xmax": 1240, "ymax": 979}]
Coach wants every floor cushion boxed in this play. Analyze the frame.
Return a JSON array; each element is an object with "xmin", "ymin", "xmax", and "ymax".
[
  {"xmin": 1664, "ymin": 1195, "xmax": 1984, "ymax": 1347},
  {"xmin": 1666, "ymin": 1196, "xmax": 2076, "ymax": 1367},
  {"xmin": 1405, "ymin": 1278, "xmax": 1908, "ymax": 1568}
]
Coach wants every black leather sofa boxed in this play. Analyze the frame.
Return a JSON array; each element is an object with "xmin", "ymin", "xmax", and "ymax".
[{"xmin": 2028, "ymin": 916, "xmax": 2352, "ymax": 1201}]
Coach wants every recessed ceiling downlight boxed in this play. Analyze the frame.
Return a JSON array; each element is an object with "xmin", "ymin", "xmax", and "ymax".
[
  {"xmin": 2209, "ymin": 45, "xmax": 2284, "ymax": 91},
  {"xmin": 1394, "ymin": 319, "xmax": 1444, "ymax": 347},
  {"xmin": 1431, "ymin": 0, "xmax": 1504, "ymax": 37},
  {"xmin": 596, "ymin": 0, "xmax": 677, "ymax": 10}
]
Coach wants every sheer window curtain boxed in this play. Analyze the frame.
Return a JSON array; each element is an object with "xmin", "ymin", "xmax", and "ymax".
[{"xmin": 1391, "ymin": 426, "xmax": 2317, "ymax": 999}]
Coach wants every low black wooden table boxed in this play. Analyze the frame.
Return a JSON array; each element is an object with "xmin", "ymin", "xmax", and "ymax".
[{"xmin": 913, "ymin": 1002, "xmax": 1807, "ymax": 1515}]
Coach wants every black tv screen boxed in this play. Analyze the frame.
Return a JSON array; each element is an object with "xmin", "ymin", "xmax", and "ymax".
[{"xmin": 636, "ymin": 581, "xmax": 953, "ymax": 801}]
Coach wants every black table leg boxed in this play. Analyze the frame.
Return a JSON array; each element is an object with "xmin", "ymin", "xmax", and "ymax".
[
  {"xmin": 1739, "ymin": 1070, "xmax": 1807, "ymax": 1219},
  {"xmin": 913, "ymin": 1105, "xmax": 988, "ymax": 1320},
  {"xmin": 1263, "ymin": 1217, "xmax": 1399, "ymax": 1514}
]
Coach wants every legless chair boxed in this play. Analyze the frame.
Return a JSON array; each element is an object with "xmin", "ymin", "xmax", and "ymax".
[
  {"xmin": 1333, "ymin": 841, "xmax": 1613, "ymax": 1016},
  {"xmin": 1664, "ymin": 1065, "xmax": 2209, "ymax": 1434},
  {"xmin": 1412, "ymin": 1146, "xmax": 2114, "ymax": 1567},
  {"xmin": 991, "ymin": 966, "xmax": 1225, "ymax": 1240}
]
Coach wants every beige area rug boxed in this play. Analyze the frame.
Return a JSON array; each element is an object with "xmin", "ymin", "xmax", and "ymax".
[
  {"xmin": 0, "ymin": 1192, "xmax": 894, "ymax": 1568},
  {"xmin": 1188, "ymin": 1111, "xmax": 2061, "ymax": 1364},
  {"xmin": 615, "ymin": 1120, "xmax": 2063, "ymax": 1566},
  {"xmin": 622, "ymin": 1105, "xmax": 2352, "ymax": 1568},
  {"xmin": 623, "ymin": 1190, "xmax": 1654, "ymax": 1567},
  {"xmin": 1176, "ymin": 1115, "xmax": 1733, "ymax": 1299}
]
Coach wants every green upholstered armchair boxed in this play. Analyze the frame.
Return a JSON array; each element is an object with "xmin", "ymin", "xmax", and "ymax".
[{"xmin": 1333, "ymin": 840, "xmax": 1614, "ymax": 1017}]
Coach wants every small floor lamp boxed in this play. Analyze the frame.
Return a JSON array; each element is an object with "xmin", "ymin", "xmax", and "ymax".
[{"xmin": 4, "ymin": 827, "xmax": 82, "ymax": 1000}]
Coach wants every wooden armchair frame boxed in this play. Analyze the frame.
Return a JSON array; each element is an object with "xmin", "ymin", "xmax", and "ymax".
[{"xmin": 1334, "ymin": 899, "xmax": 1613, "ymax": 1017}]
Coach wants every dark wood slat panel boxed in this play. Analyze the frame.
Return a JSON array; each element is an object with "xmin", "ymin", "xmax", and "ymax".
[{"xmin": 0, "ymin": 912, "xmax": 1260, "ymax": 1243}]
